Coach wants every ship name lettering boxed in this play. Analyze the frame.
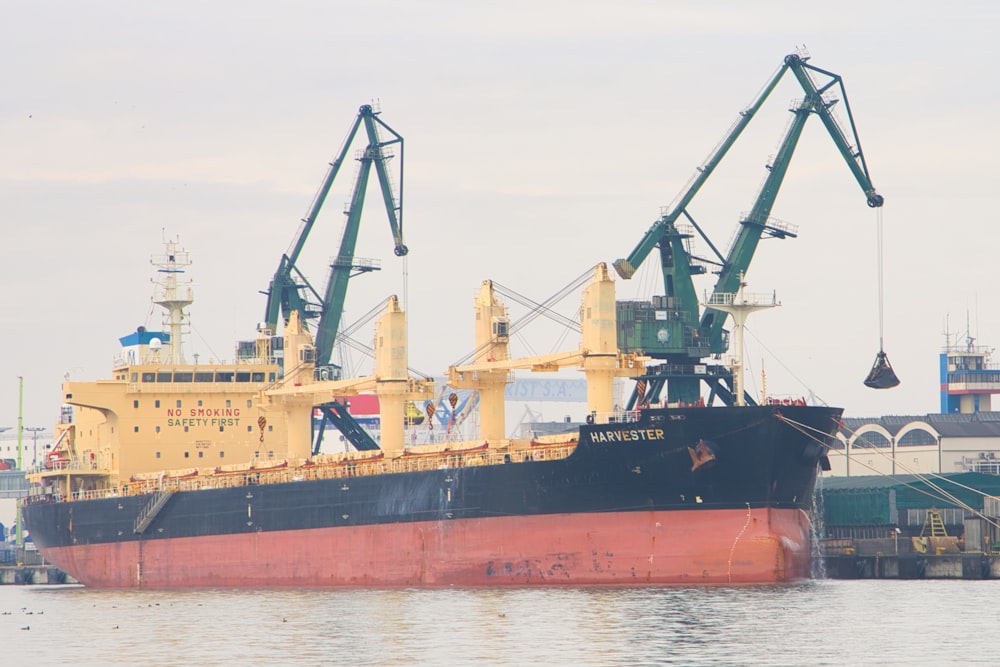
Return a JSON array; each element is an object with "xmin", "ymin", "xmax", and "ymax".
[{"xmin": 588, "ymin": 428, "xmax": 664, "ymax": 444}]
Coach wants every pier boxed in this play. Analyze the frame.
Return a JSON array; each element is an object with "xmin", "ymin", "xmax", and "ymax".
[
  {"xmin": 817, "ymin": 536, "xmax": 1000, "ymax": 579},
  {"xmin": 0, "ymin": 545, "xmax": 74, "ymax": 585},
  {"xmin": 0, "ymin": 564, "xmax": 74, "ymax": 585},
  {"xmin": 819, "ymin": 552, "xmax": 1000, "ymax": 579}
]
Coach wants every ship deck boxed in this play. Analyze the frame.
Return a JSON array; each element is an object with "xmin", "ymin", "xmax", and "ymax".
[{"xmin": 25, "ymin": 438, "xmax": 579, "ymax": 504}]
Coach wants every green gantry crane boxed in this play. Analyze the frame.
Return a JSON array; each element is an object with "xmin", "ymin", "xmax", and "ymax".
[{"xmin": 613, "ymin": 52, "xmax": 884, "ymax": 407}]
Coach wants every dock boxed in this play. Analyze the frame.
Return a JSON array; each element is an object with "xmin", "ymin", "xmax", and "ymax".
[
  {"xmin": 816, "ymin": 535, "xmax": 1000, "ymax": 579},
  {"xmin": 0, "ymin": 564, "xmax": 75, "ymax": 585},
  {"xmin": 0, "ymin": 545, "xmax": 75, "ymax": 585},
  {"xmin": 818, "ymin": 552, "xmax": 1000, "ymax": 579}
]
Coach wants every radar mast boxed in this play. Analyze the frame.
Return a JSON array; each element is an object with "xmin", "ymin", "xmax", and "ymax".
[{"xmin": 152, "ymin": 234, "xmax": 194, "ymax": 364}]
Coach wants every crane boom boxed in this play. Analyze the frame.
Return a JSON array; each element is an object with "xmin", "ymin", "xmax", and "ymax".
[
  {"xmin": 613, "ymin": 51, "xmax": 885, "ymax": 406},
  {"xmin": 263, "ymin": 114, "xmax": 366, "ymax": 331},
  {"xmin": 261, "ymin": 104, "xmax": 408, "ymax": 371},
  {"xmin": 699, "ymin": 55, "xmax": 885, "ymax": 351},
  {"xmin": 612, "ymin": 59, "xmax": 792, "ymax": 280},
  {"xmin": 314, "ymin": 111, "xmax": 406, "ymax": 366}
]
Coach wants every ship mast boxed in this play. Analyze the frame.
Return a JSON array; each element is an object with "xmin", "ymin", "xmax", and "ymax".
[
  {"xmin": 151, "ymin": 234, "xmax": 194, "ymax": 364},
  {"xmin": 703, "ymin": 275, "xmax": 778, "ymax": 406}
]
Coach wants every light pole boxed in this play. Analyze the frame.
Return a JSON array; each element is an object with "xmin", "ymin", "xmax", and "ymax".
[
  {"xmin": 25, "ymin": 427, "xmax": 44, "ymax": 470},
  {"xmin": 16, "ymin": 376, "xmax": 23, "ymax": 547},
  {"xmin": 16, "ymin": 377, "xmax": 23, "ymax": 472}
]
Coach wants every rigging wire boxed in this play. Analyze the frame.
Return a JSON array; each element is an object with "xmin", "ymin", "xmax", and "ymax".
[
  {"xmin": 743, "ymin": 326, "xmax": 827, "ymax": 405},
  {"xmin": 450, "ymin": 266, "xmax": 595, "ymax": 368},
  {"xmin": 782, "ymin": 415, "xmax": 1000, "ymax": 530}
]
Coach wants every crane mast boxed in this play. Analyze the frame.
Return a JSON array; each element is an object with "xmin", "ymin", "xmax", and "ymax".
[{"xmin": 613, "ymin": 51, "xmax": 884, "ymax": 406}]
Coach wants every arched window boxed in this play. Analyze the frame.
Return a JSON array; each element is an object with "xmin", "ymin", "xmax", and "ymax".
[
  {"xmin": 853, "ymin": 430, "xmax": 890, "ymax": 448},
  {"xmin": 898, "ymin": 429, "xmax": 936, "ymax": 447}
]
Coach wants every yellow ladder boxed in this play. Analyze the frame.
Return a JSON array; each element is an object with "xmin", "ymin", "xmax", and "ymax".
[{"xmin": 920, "ymin": 509, "xmax": 948, "ymax": 537}]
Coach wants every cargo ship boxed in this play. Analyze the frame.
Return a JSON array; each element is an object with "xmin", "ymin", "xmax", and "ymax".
[{"xmin": 20, "ymin": 237, "xmax": 842, "ymax": 587}]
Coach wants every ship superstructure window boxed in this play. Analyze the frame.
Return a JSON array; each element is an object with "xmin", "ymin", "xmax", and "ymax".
[
  {"xmin": 198, "ymin": 451, "xmax": 203, "ymax": 458},
  {"xmin": 246, "ymin": 400, "xmax": 253, "ymax": 408},
  {"xmin": 157, "ymin": 372, "xmax": 172, "ymax": 382},
  {"xmin": 184, "ymin": 452, "xmax": 189, "ymax": 458},
  {"xmin": 215, "ymin": 372, "xmax": 234, "ymax": 382},
  {"xmin": 194, "ymin": 372, "xmax": 213, "ymax": 383},
  {"xmin": 155, "ymin": 400, "xmax": 160, "ymax": 408},
  {"xmin": 236, "ymin": 372, "xmax": 250, "ymax": 382},
  {"xmin": 134, "ymin": 426, "xmax": 139, "ymax": 433},
  {"xmin": 142, "ymin": 372, "xmax": 155, "ymax": 382},
  {"xmin": 252, "ymin": 372, "xmax": 265, "ymax": 383},
  {"xmin": 155, "ymin": 426, "xmax": 161, "ymax": 433},
  {"xmin": 219, "ymin": 425, "xmax": 225, "ymax": 432},
  {"xmin": 156, "ymin": 452, "xmax": 160, "ymax": 458},
  {"xmin": 133, "ymin": 400, "xmax": 139, "ymax": 408},
  {"xmin": 247, "ymin": 425, "xmax": 252, "ymax": 432},
  {"xmin": 226, "ymin": 400, "xmax": 231, "ymax": 408},
  {"xmin": 198, "ymin": 400, "xmax": 203, "ymax": 407},
  {"xmin": 176, "ymin": 400, "xmax": 182, "ymax": 408},
  {"xmin": 131, "ymin": 373, "xmax": 138, "ymax": 382},
  {"xmin": 174, "ymin": 372, "xmax": 193, "ymax": 382}
]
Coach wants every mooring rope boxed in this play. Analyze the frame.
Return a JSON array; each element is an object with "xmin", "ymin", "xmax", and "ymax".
[{"xmin": 778, "ymin": 413, "xmax": 1000, "ymax": 531}]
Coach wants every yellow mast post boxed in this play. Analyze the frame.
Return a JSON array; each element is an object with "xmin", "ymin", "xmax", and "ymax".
[
  {"xmin": 580, "ymin": 263, "xmax": 623, "ymax": 414},
  {"xmin": 374, "ymin": 296, "xmax": 411, "ymax": 455}
]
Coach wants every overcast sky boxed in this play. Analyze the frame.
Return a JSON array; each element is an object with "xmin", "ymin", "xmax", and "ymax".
[{"xmin": 2, "ymin": 1, "xmax": 999, "ymax": 450}]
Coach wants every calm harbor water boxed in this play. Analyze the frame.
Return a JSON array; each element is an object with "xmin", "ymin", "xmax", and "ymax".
[{"xmin": 4, "ymin": 580, "xmax": 998, "ymax": 666}]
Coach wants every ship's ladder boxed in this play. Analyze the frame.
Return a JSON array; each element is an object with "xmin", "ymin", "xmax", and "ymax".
[
  {"xmin": 919, "ymin": 508, "xmax": 948, "ymax": 538},
  {"xmin": 134, "ymin": 490, "xmax": 175, "ymax": 534}
]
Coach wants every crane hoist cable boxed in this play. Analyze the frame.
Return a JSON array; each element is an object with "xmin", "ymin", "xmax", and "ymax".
[{"xmin": 863, "ymin": 206, "xmax": 900, "ymax": 389}]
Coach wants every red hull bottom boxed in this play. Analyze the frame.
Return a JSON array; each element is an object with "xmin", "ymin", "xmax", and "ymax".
[{"xmin": 43, "ymin": 508, "xmax": 814, "ymax": 588}]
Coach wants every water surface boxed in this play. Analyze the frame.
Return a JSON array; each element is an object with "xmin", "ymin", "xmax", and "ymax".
[{"xmin": 4, "ymin": 580, "xmax": 996, "ymax": 666}]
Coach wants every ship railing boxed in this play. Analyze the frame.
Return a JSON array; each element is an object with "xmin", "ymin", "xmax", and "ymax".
[
  {"xmin": 33, "ymin": 441, "xmax": 580, "ymax": 502},
  {"xmin": 587, "ymin": 410, "xmax": 643, "ymax": 425},
  {"xmin": 26, "ymin": 486, "xmax": 113, "ymax": 504},
  {"xmin": 29, "ymin": 457, "xmax": 103, "ymax": 474}
]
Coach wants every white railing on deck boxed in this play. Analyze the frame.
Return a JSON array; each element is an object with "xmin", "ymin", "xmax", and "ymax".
[{"xmin": 588, "ymin": 409, "xmax": 643, "ymax": 425}]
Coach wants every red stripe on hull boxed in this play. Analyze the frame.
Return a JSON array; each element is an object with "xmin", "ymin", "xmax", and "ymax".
[{"xmin": 41, "ymin": 508, "xmax": 813, "ymax": 588}]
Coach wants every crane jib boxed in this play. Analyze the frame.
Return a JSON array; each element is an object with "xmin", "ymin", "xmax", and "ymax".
[{"xmin": 611, "ymin": 51, "xmax": 892, "ymax": 405}]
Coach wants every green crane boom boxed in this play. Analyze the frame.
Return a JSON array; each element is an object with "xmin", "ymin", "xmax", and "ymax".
[
  {"xmin": 262, "ymin": 104, "xmax": 407, "ymax": 370},
  {"xmin": 614, "ymin": 52, "xmax": 884, "ymax": 406}
]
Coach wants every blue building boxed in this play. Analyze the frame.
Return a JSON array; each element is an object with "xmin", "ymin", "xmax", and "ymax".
[{"xmin": 940, "ymin": 336, "xmax": 1000, "ymax": 414}]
